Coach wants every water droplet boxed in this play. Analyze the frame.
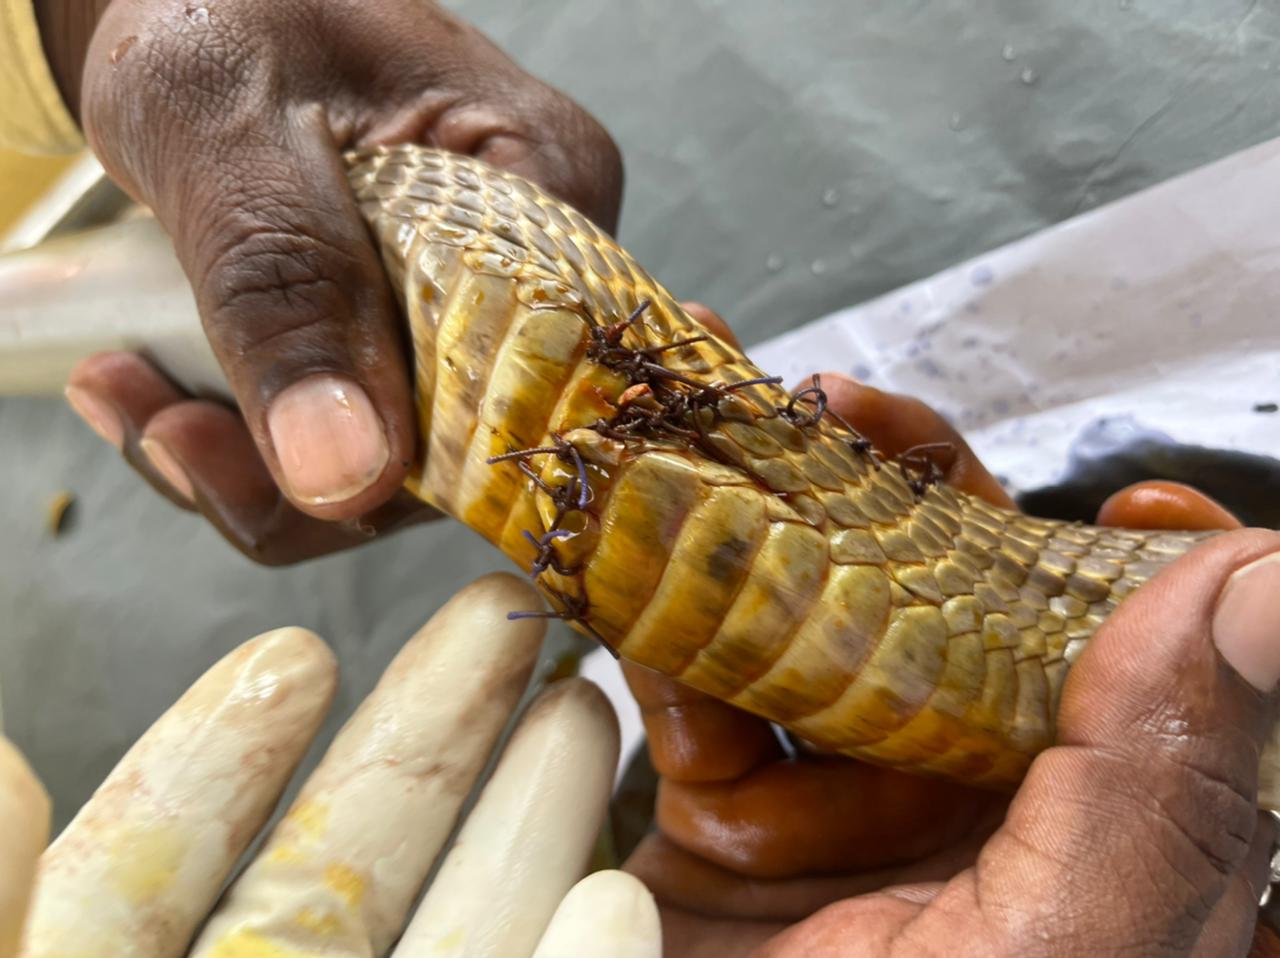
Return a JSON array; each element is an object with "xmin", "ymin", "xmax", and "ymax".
[
  {"xmin": 971, "ymin": 265, "xmax": 995, "ymax": 287},
  {"xmin": 949, "ymin": 113, "xmax": 963, "ymax": 131},
  {"xmin": 1118, "ymin": 0, "xmax": 1132, "ymax": 8},
  {"xmin": 1020, "ymin": 68, "xmax": 1038, "ymax": 85},
  {"xmin": 810, "ymin": 259, "xmax": 827, "ymax": 276},
  {"xmin": 931, "ymin": 189, "xmax": 955, "ymax": 205},
  {"xmin": 185, "ymin": 4, "xmax": 209, "ymax": 23},
  {"xmin": 765, "ymin": 254, "xmax": 784, "ymax": 272},
  {"xmin": 821, "ymin": 188, "xmax": 840, "ymax": 208},
  {"xmin": 1002, "ymin": 44, "xmax": 1017, "ymax": 62}
]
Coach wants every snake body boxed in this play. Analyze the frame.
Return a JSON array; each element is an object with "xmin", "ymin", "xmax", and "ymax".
[{"xmin": 348, "ymin": 144, "xmax": 1214, "ymax": 792}]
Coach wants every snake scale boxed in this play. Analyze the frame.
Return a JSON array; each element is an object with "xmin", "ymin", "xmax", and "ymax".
[{"xmin": 345, "ymin": 144, "xmax": 1272, "ymax": 798}]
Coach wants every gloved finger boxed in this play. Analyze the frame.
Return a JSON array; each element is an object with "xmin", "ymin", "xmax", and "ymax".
[
  {"xmin": 906, "ymin": 530, "xmax": 1280, "ymax": 952},
  {"xmin": 393, "ymin": 678, "xmax": 619, "ymax": 958},
  {"xmin": 816, "ymin": 373, "xmax": 1017, "ymax": 510},
  {"xmin": 1099, "ymin": 480, "xmax": 1245, "ymax": 532},
  {"xmin": 530, "ymin": 871, "xmax": 661, "ymax": 958},
  {"xmin": 21, "ymin": 629, "xmax": 336, "ymax": 958},
  {"xmin": 0, "ymin": 740, "xmax": 48, "ymax": 958},
  {"xmin": 189, "ymin": 574, "xmax": 547, "ymax": 957}
]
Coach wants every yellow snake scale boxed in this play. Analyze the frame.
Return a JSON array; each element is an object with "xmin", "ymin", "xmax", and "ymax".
[{"xmin": 345, "ymin": 144, "xmax": 1229, "ymax": 794}]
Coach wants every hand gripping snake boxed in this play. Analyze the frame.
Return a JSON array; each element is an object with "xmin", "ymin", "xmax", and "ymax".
[{"xmin": 344, "ymin": 144, "xmax": 1279, "ymax": 804}]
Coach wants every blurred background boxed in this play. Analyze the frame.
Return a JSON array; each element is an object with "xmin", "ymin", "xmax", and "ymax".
[{"xmin": 3, "ymin": 0, "xmax": 1279, "ymax": 830}]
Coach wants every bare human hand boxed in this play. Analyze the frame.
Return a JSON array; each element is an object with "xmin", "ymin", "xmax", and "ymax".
[
  {"xmin": 626, "ymin": 306, "xmax": 1276, "ymax": 957},
  {"xmin": 40, "ymin": 0, "xmax": 621, "ymax": 563}
]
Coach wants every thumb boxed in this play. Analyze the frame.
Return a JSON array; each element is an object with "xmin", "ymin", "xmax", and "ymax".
[
  {"xmin": 83, "ymin": 3, "xmax": 417, "ymax": 521},
  {"xmin": 167, "ymin": 122, "xmax": 412, "ymax": 519},
  {"xmin": 967, "ymin": 529, "xmax": 1280, "ymax": 952},
  {"xmin": 86, "ymin": 42, "xmax": 414, "ymax": 519},
  {"xmin": 172, "ymin": 118, "xmax": 414, "ymax": 519}
]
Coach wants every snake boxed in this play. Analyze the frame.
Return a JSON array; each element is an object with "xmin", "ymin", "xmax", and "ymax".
[{"xmin": 344, "ymin": 143, "xmax": 1274, "ymax": 800}]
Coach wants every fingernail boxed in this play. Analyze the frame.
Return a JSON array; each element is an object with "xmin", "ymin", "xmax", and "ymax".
[
  {"xmin": 65, "ymin": 386, "xmax": 123, "ymax": 449},
  {"xmin": 140, "ymin": 438, "xmax": 195, "ymax": 504},
  {"xmin": 267, "ymin": 376, "xmax": 389, "ymax": 505},
  {"xmin": 1213, "ymin": 552, "xmax": 1280, "ymax": 691}
]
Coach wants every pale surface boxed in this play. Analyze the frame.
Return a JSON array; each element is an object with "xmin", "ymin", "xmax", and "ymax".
[
  {"xmin": 530, "ymin": 871, "xmax": 661, "ymax": 958},
  {"xmin": 0, "ymin": 740, "xmax": 47, "ymax": 958}
]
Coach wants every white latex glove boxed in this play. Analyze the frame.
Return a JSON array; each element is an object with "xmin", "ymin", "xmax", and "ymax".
[{"xmin": 1, "ymin": 573, "xmax": 660, "ymax": 957}]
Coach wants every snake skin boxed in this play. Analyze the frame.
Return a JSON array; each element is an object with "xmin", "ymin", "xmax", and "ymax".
[{"xmin": 346, "ymin": 144, "xmax": 1213, "ymax": 791}]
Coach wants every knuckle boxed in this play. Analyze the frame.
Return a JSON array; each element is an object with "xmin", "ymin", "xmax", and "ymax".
[
  {"xmin": 147, "ymin": 26, "xmax": 250, "ymax": 107},
  {"xmin": 551, "ymin": 92, "xmax": 623, "ymax": 177},
  {"xmin": 579, "ymin": 110, "xmax": 624, "ymax": 181},
  {"xmin": 1097, "ymin": 712, "xmax": 1259, "ymax": 901},
  {"xmin": 199, "ymin": 221, "xmax": 355, "ymax": 354},
  {"xmin": 1148, "ymin": 749, "xmax": 1256, "ymax": 877},
  {"xmin": 85, "ymin": 7, "xmax": 268, "ymax": 192},
  {"xmin": 102, "ymin": 17, "xmax": 252, "ymax": 121},
  {"xmin": 516, "ymin": 95, "xmax": 622, "ymax": 230}
]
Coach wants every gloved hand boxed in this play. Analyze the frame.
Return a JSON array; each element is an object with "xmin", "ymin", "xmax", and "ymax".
[{"xmin": 1, "ymin": 574, "xmax": 659, "ymax": 957}]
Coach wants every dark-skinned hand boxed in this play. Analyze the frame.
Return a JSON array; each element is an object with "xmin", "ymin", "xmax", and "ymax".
[
  {"xmin": 626, "ymin": 306, "xmax": 1279, "ymax": 958},
  {"xmin": 41, "ymin": 0, "xmax": 621, "ymax": 564}
]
